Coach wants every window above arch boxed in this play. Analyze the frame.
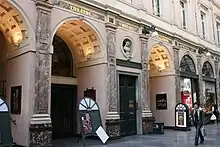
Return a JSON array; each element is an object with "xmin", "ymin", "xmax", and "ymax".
[
  {"xmin": 52, "ymin": 35, "xmax": 73, "ymax": 77},
  {"xmin": 180, "ymin": 55, "xmax": 196, "ymax": 73},
  {"xmin": 202, "ymin": 61, "xmax": 214, "ymax": 78}
]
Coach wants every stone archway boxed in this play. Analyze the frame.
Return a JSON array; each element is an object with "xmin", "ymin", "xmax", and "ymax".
[
  {"xmin": 50, "ymin": 19, "xmax": 105, "ymax": 140},
  {"xmin": 0, "ymin": 1, "xmax": 32, "ymax": 146},
  {"xmin": 148, "ymin": 43, "xmax": 176, "ymax": 127}
]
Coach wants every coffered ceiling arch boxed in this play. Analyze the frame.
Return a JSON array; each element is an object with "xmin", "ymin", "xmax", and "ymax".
[
  {"xmin": 55, "ymin": 20, "xmax": 104, "ymax": 62},
  {"xmin": 0, "ymin": 0, "xmax": 28, "ymax": 47},
  {"xmin": 148, "ymin": 44, "xmax": 172, "ymax": 72}
]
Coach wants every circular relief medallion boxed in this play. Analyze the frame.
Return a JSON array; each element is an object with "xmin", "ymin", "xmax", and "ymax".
[{"xmin": 122, "ymin": 38, "xmax": 133, "ymax": 60}]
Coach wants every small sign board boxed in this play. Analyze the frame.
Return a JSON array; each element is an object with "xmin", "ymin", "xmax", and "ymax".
[
  {"xmin": 78, "ymin": 97, "xmax": 109, "ymax": 146},
  {"xmin": 156, "ymin": 93, "xmax": 167, "ymax": 110},
  {"xmin": 175, "ymin": 103, "xmax": 189, "ymax": 131},
  {"xmin": 11, "ymin": 86, "xmax": 22, "ymax": 114},
  {"xmin": 0, "ymin": 98, "xmax": 13, "ymax": 146}
]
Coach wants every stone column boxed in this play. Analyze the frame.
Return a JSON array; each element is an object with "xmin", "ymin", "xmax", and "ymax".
[
  {"xmin": 197, "ymin": 54, "xmax": 204, "ymax": 105},
  {"xmin": 173, "ymin": 46, "xmax": 181, "ymax": 103},
  {"xmin": 214, "ymin": 61, "xmax": 220, "ymax": 107},
  {"xmin": 140, "ymin": 34, "xmax": 154, "ymax": 135},
  {"xmin": 29, "ymin": 1, "xmax": 53, "ymax": 146},
  {"xmin": 105, "ymin": 23, "xmax": 120, "ymax": 138}
]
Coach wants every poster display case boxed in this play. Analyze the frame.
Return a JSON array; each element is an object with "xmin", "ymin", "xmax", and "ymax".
[{"xmin": 175, "ymin": 103, "xmax": 189, "ymax": 131}]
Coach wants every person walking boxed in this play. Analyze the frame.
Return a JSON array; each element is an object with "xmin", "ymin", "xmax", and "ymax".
[{"xmin": 191, "ymin": 102, "xmax": 205, "ymax": 146}]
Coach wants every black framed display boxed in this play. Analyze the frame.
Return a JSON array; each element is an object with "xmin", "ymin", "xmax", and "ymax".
[
  {"xmin": 174, "ymin": 103, "xmax": 189, "ymax": 131},
  {"xmin": 10, "ymin": 86, "xmax": 22, "ymax": 114},
  {"xmin": 156, "ymin": 93, "xmax": 167, "ymax": 110}
]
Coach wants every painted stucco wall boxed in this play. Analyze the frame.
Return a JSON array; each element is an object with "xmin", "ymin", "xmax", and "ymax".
[
  {"xmin": 7, "ymin": 51, "xmax": 35, "ymax": 146},
  {"xmin": 77, "ymin": 63, "xmax": 107, "ymax": 129},
  {"xmin": 150, "ymin": 75, "xmax": 176, "ymax": 127}
]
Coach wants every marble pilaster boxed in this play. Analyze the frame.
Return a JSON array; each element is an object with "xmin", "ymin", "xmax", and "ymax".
[
  {"xmin": 214, "ymin": 61, "xmax": 220, "ymax": 107},
  {"xmin": 29, "ymin": 1, "xmax": 53, "ymax": 146},
  {"xmin": 140, "ymin": 34, "xmax": 154, "ymax": 135},
  {"xmin": 197, "ymin": 54, "xmax": 204, "ymax": 105},
  {"xmin": 173, "ymin": 46, "xmax": 181, "ymax": 103},
  {"xmin": 105, "ymin": 23, "xmax": 120, "ymax": 138}
]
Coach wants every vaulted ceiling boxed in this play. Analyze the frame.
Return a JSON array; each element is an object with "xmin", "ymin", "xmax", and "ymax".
[
  {"xmin": 149, "ymin": 44, "xmax": 171, "ymax": 72},
  {"xmin": 56, "ymin": 20, "xmax": 102, "ymax": 62},
  {"xmin": 0, "ymin": 1, "xmax": 28, "ymax": 46}
]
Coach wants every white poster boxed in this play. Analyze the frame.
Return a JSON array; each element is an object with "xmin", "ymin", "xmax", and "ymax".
[{"xmin": 96, "ymin": 126, "xmax": 109, "ymax": 144}]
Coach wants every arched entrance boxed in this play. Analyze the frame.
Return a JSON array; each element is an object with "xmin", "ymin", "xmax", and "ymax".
[
  {"xmin": 51, "ymin": 19, "xmax": 104, "ymax": 140},
  {"xmin": 202, "ymin": 61, "xmax": 216, "ymax": 113},
  {"xmin": 180, "ymin": 55, "xmax": 198, "ymax": 111},
  {"xmin": 0, "ymin": 0, "xmax": 28, "ymax": 100},
  {"xmin": 148, "ymin": 44, "xmax": 174, "ymax": 126},
  {"xmin": 0, "ymin": 1, "xmax": 32, "ymax": 146}
]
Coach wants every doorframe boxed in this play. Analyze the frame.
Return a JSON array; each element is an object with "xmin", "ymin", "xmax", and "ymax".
[
  {"xmin": 50, "ymin": 76, "xmax": 78, "ymax": 139},
  {"xmin": 116, "ymin": 70, "xmax": 142, "ymax": 135}
]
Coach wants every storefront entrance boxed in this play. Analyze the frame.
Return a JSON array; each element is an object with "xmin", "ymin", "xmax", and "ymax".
[
  {"xmin": 51, "ymin": 84, "xmax": 77, "ymax": 139},
  {"xmin": 119, "ymin": 74, "xmax": 137, "ymax": 136},
  {"xmin": 180, "ymin": 55, "xmax": 199, "ymax": 110}
]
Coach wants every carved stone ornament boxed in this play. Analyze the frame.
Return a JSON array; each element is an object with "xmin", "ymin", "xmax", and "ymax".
[{"xmin": 122, "ymin": 38, "xmax": 133, "ymax": 60}]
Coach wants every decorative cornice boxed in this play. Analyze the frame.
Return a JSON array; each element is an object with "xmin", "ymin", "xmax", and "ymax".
[{"xmin": 55, "ymin": 0, "xmax": 220, "ymax": 55}]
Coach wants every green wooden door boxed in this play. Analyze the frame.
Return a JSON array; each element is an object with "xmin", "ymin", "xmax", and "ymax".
[
  {"xmin": 119, "ymin": 74, "xmax": 137, "ymax": 136},
  {"xmin": 51, "ymin": 84, "xmax": 77, "ymax": 139}
]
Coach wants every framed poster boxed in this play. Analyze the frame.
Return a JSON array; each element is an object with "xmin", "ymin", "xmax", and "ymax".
[
  {"xmin": 10, "ymin": 86, "xmax": 22, "ymax": 114},
  {"xmin": 156, "ymin": 93, "xmax": 167, "ymax": 110},
  {"xmin": 80, "ymin": 112, "xmax": 93, "ymax": 135}
]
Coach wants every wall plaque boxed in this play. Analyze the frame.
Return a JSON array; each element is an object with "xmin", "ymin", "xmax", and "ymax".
[
  {"xmin": 156, "ymin": 93, "xmax": 167, "ymax": 110},
  {"xmin": 10, "ymin": 86, "xmax": 22, "ymax": 114}
]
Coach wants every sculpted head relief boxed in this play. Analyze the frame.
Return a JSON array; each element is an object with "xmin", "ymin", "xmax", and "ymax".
[{"xmin": 122, "ymin": 38, "xmax": 133, "ymax": 60}]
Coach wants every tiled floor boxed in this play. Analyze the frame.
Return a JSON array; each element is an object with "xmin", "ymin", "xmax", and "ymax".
[{"xmin": 53, "ymin": 124, "xmax": 220, "ymax": 147}]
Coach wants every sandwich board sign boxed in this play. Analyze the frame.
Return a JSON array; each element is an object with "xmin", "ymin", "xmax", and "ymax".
[
  {"xmin": 78, "ymin": 97, "xmax": 109, "ymax": 146},
  {"xmin": 0, "ymin": 98, "xmax": 13, "ymax": 146}
]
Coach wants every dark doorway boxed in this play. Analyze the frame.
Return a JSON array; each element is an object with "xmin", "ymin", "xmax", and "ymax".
[
  {"xmin": 119, "ymin": 74, "xmax": 137, "ymax": 136},
  {"xmin": 51, "ymin": 84, "xmax": 77, "ymax": 139}
]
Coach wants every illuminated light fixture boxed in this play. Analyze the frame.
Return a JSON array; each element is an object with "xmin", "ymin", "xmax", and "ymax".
[
  {"xmin": 150, "ymin": 25, "xmax": 159, "ymax": 38},
  {"xmin": 206, "ymin": 51, "xmax": 211, "ymax": 57},
  {"xmin": 86, "ymin": 48, "xmax": 93, "ymax": 60},
  {"xmin": 13, "ymin": 32, "xmax": 23, "ymax": 47}
]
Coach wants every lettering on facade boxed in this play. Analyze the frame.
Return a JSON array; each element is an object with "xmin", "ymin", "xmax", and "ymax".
[
  {"xmin": 116, "ymin": 20, "xmax": 139, "ymax": 33},
  {"xmin": 158, "ymin": 35, "xmax": 172, "ymax": 44},
  {"xmin": 56, "ymin": 1, "xmax": 105, "ymax": 21}
]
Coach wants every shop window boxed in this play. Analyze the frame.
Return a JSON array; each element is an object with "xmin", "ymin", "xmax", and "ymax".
[
  {"xmin": 202, "ymin": 61, "xmax": 214, "ymax": 78},
  {"xmin": 52, "ymin": 35, "xmax": 73, "ymax": 77},
  {"xmin": 180, "ymin": 55, "xmax": 196, "ymax": 73}
]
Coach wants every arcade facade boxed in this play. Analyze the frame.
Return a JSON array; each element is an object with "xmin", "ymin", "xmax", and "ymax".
[{"xmin": 0, "ymin": 0, "xmax": 220, "ymax": 146}]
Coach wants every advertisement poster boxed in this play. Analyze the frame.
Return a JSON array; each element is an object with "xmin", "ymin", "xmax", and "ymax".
[
  {"xmin": 181, "ymin": 78, "xmax": 193, "ymax": 111},
  {"xmin": 81, "ymin": 113, "xmax": 93, "ymax": 134},
  {"xmin": 175, "ymin": 111, "xmax": 186, "ymax": 128}
]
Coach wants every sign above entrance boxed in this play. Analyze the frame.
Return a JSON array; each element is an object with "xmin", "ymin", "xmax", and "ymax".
[{"xmin": 56, "ymin": 1, "xmax": 105, "ymax": 21}]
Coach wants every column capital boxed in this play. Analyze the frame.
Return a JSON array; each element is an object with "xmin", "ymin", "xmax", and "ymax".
[
  {"xmin": 36, "ymin": 0, "xmax": 54, "ymax": 11},
  {"xmin": 105, "ymin": 23, "xmax": 117, "ymax": 30},
  {"xmin": 139, "ymin": 34, "xmax": 150, "ymax": 41}
]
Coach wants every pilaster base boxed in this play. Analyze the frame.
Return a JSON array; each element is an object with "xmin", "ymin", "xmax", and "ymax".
[
  {"xmin": 105, "ymin": 119, "xmax": 121, "ymax": 139},
  {"xmin": 142, "ymin": 110, "xmax": 154, "ymax": 135},
  {"xmin": 142, "ymin": 116, "xmax": 155, "ymax": 135},
  {"xmin": 105, "ymin": 112, "xmax": 120, "ymax": 139},
  {"xmin": 29, "ymin": 114, "xmax": 52, "ymax": 147}
]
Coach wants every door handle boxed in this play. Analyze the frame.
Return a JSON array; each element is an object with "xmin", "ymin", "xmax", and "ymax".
[{"xmin": 129, "ymin": 112, "xmax": 134, "ymax": 115}]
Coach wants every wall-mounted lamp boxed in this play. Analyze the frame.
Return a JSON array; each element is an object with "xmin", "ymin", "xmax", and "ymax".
[
  {"xmin": 142, "ymin": 25, "xmax": 159, "ymax": 38},
  {"xmin": 206, "ymin": 51, "xmax": 211, "ymax": 57},
  {"xmin": 86, "ymin": 53, "xmax": 92, "ymax": 60}
]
